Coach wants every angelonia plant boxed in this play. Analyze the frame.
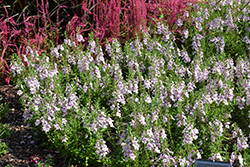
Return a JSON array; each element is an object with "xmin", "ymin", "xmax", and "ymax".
[{"xmin": 9, "ymin": 0, "xmax": 250, "ymax": 166}]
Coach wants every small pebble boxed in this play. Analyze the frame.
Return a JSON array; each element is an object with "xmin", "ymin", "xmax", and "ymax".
[
  {"xmin": 13, "ymin": 142, "xmax": 19, "ymax": 145},
  {"xmin": 7, "ymin": 148, "xmax": 13, "ymax": 152},
  {"xmin": 20, "ymin": 141, "xmax": 25, "ymax": 144},
  {"xmin": 47, "ymin": 154, "xmax": 53, "ymax": 158},
  {"xmin": 30, "ymin": 140, "xmax": 35, "ymax": 144}
]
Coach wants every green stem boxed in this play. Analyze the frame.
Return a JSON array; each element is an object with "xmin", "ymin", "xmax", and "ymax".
[{"xmin": 167, "ymin": 118, "xmax": 174, "ymax": 147}]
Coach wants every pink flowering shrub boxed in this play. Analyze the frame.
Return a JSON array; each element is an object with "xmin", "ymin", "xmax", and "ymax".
[{"xmin": 0, "ymin": 0, "xmax": 203, "ymax": 84}]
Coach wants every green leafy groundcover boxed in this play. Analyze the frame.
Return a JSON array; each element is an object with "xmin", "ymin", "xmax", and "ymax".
[{"xmin": 0, "ymin": 97, "xmax": 11, "ymax": 157}]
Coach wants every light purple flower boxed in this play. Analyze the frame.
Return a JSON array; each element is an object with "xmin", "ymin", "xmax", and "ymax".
[
  {"xmin": 138, "ymin": 114, "xmax": 146, "ymax": 125},
  {"xmin": 182, "ymin": 124, "xmax": 199, "ymax": 145},
  {"xmin": 62, "ymin": 136, "xmax": 68, "ymax": 142},
  {"xmin": 68, "ymin": 54, "xmax": 76, "ymax": 65},
  {"xmin": 163, "ymin": 115, "xmax": 168, "ymax": 124},
  {"xmin": 116, "ymin": 108, "xmax": 121, "ymax": 117},
  {"xmin": 107, "ymin": 117, "xmax": 114, "ymax": 128},
  {"xmin": 42, "ymin": 121, "xmax": 51, "ymax": 133},
  {"xmin": 243, "ymin": 36, "xmax": 250, "ymax": 44},
  {"xmin": 95, "ymin": 139, "xmax": 110, "ymax": 159},
  {"xmin": 238, "ymin": 154, "xmax": 243, "ymax": 167},
  {"xmin": 195, "ymin": 21, "xmax": 202, "ymax": 32},
  {"xmin": 144, "ymin": 79, "xmax": 151, "ymax": 89},
  {"xmin": 176, "ymin": 18, "xmax": 183, "ymax": 27},
  {"xmin": 237, "ymin": 136, "xmax": 249, "ymax": 151},
  {"xmin": 62, "ymin": 118, "xmax": 67, "ymax": 125},
  {"xmin": 129, "ymin": 153, "xmax": 136, "ymax": 160},
  {"xmin": 95, "ymin": 66, "xmax": 101, "ymax": 78},
  {"xmin": 183, "ymin": 29, "xmax": 189, "ymax": 39},
  {"xmin": 161, "ymin": 129, "xmax": 167, "ymax": 140},
  {"xmin": 132, "ymin": 137, "xmax": 140, "ymax": 151},
  {"xmin": 54, "ymin": 124, "xmax": 61, "ymax": 130},
  {"xmin": 83, "ymin": 83, "xmax": 88, "ymax": 93},
  {"xmin": 230, "ymin": 152, "xmax": 236, "ymax": 165},
  {"xmin": 17, "ymin": 90, "xmax": 23, "ymax": 96},
  {"xmin": 76, "ymin": 33, "xmax": 85, "ymax": 42},
  {"xmin": 147, "ymin": 128, "xmax": 154, "ymax": 138},
  {"xmin": 179, "ymin": 157, "xmax": 189, "ymax": 167},
  {"xmin": 35, "ymin": 119, "xmax": 40, "ymax": 126},
  {"xmin": 151, "ymin": 111, "xmax": 158, "ymax": 123},
  {"xmin": 145, "ymin": 95, "xmax": 152, "ymax": 103},
  {"xmin": 130, "ymin": 120, "xmax": 135, "ymax": 127}
]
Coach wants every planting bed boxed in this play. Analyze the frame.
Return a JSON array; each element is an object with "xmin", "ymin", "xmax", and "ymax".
[
  {"xmin": 1, "ymin": 0, "xmax": 250, "ymax": 166},
  {"xmin": 0, "ymin": 75, "xmax": 69, "ymax": 167}
]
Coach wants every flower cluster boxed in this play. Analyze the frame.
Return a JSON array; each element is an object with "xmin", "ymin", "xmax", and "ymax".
[
  {"xmin": 95, "ymin": 139, "xmax": 110, "ymax": 160},
  {"xmin": 30, "ymin": 154, "xmax": 40, "ymax": 164},
  {"xmin": 182, "ymin": 123, "xmax": 199, "ymax": 145}
]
